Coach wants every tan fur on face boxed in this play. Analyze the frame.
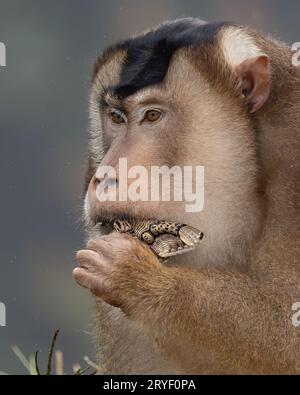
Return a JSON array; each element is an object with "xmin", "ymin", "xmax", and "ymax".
[
  {"xmin": 86, "ymin": 49, "xmax": 126, "ymax": 190},
  {"xmin": 162, "ymin": 48, "xmax": 262, "ymax": 267},
  {"xmin": 81, "ymin": 22, "xmax": 300, "ymax": 374},
  {"xmin": 87, "ymin": 44, "xmax": 262, "ymax": 268}
]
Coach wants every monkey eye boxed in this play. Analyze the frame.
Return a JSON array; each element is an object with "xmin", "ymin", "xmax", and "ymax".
[
  {"xmin": 144, "ymin": 109, "xmax": 162, "ymax": 123},
  {"xmin": 110, "ymin": 110, "xmax": 125, "ymax": 125}
]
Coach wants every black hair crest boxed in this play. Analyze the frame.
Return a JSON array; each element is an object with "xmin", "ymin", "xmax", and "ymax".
[{"xmin": 107, "ymin": 19, "xmax": 230, "ymax": 100}]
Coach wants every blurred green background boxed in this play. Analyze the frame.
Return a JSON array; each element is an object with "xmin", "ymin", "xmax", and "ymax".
[{"xmin": 0, "ymin": 0, "xmax": 299, "ymax": 374}]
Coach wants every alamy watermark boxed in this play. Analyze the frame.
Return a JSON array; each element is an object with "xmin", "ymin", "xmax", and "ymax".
[
  {"xmin": 292, "ymin": 42, "xmax": 300, "ymax": 66},
  {"xmin": 0, "ymin": 42, "xmax": 6, "ymax": 67},
  {"xmin": 95, "ymin": 158, "xmax": 204, "ymax": 213},
  {"xmin": 0, "ymin": 41, "xmax": 7, "ymax": 328},
  {"xmin": 0, "ymin": 302, "xmax": 6, "ymax": 326},
  {"xmin": 292, "ymin": 302, "xmax": 300, "ymax": 328}
]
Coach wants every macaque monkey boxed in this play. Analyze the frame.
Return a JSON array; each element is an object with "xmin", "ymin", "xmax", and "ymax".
[{"xmin": 73, "ymin": 19, "xmax": 300, "ymax": 374}]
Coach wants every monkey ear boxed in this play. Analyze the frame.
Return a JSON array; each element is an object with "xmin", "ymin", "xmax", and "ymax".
[{"xmin": 235, "ymin": 55, "xmax": 270, "ymax": 113}]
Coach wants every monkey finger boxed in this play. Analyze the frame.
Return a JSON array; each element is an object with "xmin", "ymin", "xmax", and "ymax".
[
  {"xmin": 86, "ymin": 239, "xmax": 113, "ymax": 257},
  {"xmin": 72, "ymin": 267, "xmax": 99, "ymax": 290},
  {"xmin": 76, "ymin": 249, "xmax": 113, "ymax": 274},
  {"xmin": 73, "ymin": 267, "xmax": 113, "ymax": 299},
  {"xmin": 76, "ymin": 249, "xmax": 103, "ymax": 271}
]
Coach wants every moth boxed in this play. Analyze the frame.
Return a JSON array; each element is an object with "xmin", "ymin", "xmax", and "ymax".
[{"xmin": 113, "ymin": 219, "xmax": 204, "ymax": 259}]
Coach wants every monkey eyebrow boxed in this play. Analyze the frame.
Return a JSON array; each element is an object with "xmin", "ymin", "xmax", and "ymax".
[
  {"xmin": 100, "ymin": 87, "xmax": 127, "ymax": 114},
  {"xmin": 134, "ymin": 95, "xmax": 167, "ymax": 107},
  {"xmin": 100, "ymin": 86, "xmax": 116, "ymax": 107},
  {"xmin": 100, "ymin": 94, "xmax": 110, "ymax": 109}
]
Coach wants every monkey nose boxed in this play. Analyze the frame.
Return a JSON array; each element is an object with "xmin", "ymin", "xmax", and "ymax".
[{"xmin": 89, "ymin": 174, "xmax": 118, "ymax": 202}]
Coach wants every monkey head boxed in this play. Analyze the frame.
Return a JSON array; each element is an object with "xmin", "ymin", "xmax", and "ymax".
[{"xmin": 84, "ymin": 19, "xmax": 274, "ymax": 266}]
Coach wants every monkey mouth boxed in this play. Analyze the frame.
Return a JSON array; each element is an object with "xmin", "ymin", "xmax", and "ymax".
[
  {"xmin": 91, "ymin": 215, "xmax": 204, "ymax": 259},
  {"xmin": 90, "ymin": 211, "xmax": 150, "ymax": 235},
  {"xmin": 94, "ymin": 221, "xmax": 113, "ymax": 235}
]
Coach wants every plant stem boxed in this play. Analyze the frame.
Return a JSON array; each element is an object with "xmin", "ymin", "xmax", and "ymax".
[
  {"xmin": 46, "ymin": 329, "xmax": 59, "ymax": 375},
  {"xmin": 34, "ymin": 351, "xmax": 41, "ymax": 375}
]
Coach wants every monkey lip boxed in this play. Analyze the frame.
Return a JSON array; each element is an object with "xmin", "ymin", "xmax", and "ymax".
[
  {"xmin": 96, "ymin": 221, "xmax": 114, "ymax": 235},
  {"xmin": 91, "ymin": 212, "xmax": 147, "ymax": 235},
  {"xmin": 95, "ymin": 218, "xmax": 142, "ymax": 235}
]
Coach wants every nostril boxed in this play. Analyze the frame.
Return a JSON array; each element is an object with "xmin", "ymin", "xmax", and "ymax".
[
  {"xmin": 94, "ymin": 176, "xmax": 118, "ymax": 186},
  {"xmin": 88, "ymin": 176, "xmax": 103, "ymax": 193},
  {"xmin": 91, "ymin": 175, "xmax": 118, "ymax": 194},
  {"xmin": 94, "ymin": 176, "xmax": 101, "ymax": 185}
]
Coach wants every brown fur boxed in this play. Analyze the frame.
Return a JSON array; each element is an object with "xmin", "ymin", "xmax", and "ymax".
[{"xmin": 74, "ymin": 23, "xmax": 300, "ymax": 374}]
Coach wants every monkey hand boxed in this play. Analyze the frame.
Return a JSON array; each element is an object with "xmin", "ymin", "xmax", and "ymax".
[{"xmin": 73, "ymin": 232, "xmax": 166, "ymax": 312}]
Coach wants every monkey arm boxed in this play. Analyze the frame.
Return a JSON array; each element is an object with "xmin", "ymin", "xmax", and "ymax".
[
  {"xmin": 122, "ymin": 262, "xmax": 300, "ymax": 374},
  {"xmin": 74, "ymin": 233, "xmax": 300, "ymax": 374}
]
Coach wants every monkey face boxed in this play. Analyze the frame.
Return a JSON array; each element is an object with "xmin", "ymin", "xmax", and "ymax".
[
  {"xmin": 85, "ymin": 21, "xmax": 268, "ymax": 251},
  {"xmin": 86, "ymin": 86, "xmax": 194, "ymax": 229}
]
